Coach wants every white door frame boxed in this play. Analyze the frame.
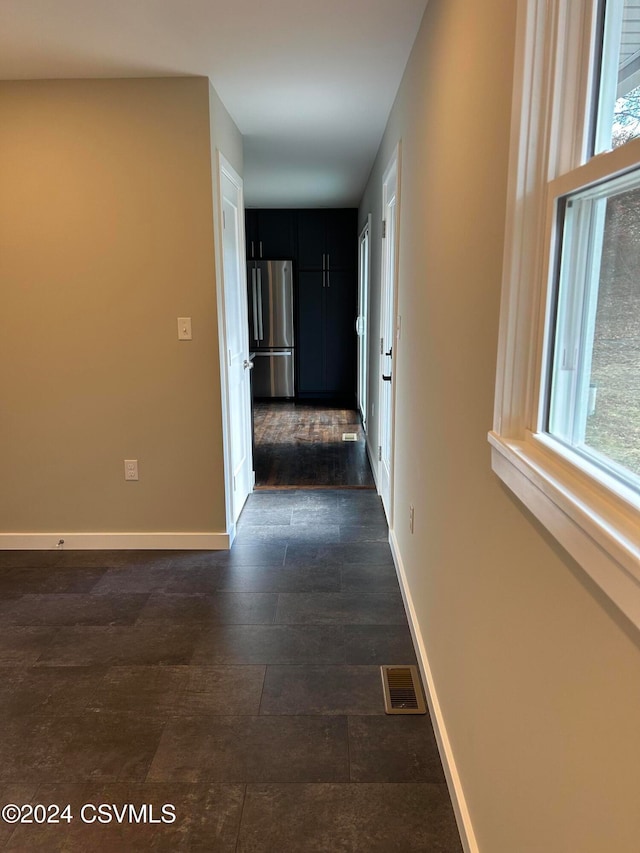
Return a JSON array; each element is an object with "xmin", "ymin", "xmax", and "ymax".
[
  {"xmin": 357, "ymin": 214, "xmax": 372, "ymax": 431},
  {"xmin": 216, "ymin": 152, "xmax": 253, "ymax": 542},
  {"xmin": 378, "ymin": 143, "xmax": 401, "ymax": 526}
]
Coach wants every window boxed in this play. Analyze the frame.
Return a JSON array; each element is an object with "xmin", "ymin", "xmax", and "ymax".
[
  {"xmin": 491, "ymin": 0, "xmax": 640, "ymax": 628},
  {"xmin": 596, "ymin": 0, "xmax": 640, "ymax": 152},
  {"xmin": 547, "ymin": 172, "xmax": 640, "ymax": 487}
]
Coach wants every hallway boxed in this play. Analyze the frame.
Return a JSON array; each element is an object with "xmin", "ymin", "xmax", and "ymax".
[{"xmin": 0, "ymin": 490, "xmax": 462, "ymax": 851}]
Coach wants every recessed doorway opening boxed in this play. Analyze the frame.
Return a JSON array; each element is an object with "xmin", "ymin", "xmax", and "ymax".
[{"xmin": 252, "ymin": 401, "xmax": 375, "ymax": 489}]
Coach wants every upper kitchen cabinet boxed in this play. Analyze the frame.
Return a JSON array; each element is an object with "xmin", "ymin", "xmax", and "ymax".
[
  {"xmin": 246, "ymin": 209, "xmax": 296, "ymax": 260},
  {"xmin": 298, "ymin": 209, "xmax": 357, "ymax": 270}
]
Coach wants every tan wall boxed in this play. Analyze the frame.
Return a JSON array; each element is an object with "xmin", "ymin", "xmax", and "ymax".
[
  {"xmin": 360, "ymin": 1, "xmax": 640, "ymax": 850},
  {"xmin": 0, "ymin": 77, "xmax": 239, "ymax": 536}
]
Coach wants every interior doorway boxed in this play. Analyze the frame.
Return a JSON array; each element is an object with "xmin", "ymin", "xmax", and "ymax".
[
  {"xmin": 357, "ymin": 215, "xmax": 371, "ymax": 431},
  {"xmin": 242, "ymin": 207, "xmax": 376, "ymax": 492},
  {"xmin": 378, "ymin": 144, "xmax": 401, "ymax": 524},
  {"xmin": 218, "ymin": 155, "xmax": 254, "ymax": 527}
]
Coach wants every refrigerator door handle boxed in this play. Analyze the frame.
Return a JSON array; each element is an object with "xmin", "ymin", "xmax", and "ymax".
[
  {"xmin": 257, "ymin": 267, "xmax": 264, "ymax": 340},
  {"xmin": 251, "ymin": 267, "xmax": 259, "ymax": 342}
]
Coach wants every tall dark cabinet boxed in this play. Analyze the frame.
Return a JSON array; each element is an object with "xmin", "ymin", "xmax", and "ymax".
[
  {"xmin": 297, "ymin": 209, "xmax": 357, "ymax": 399},
  {"xmin": 245, "ymin": 207, "xmax": 358, "ymax": 402}
]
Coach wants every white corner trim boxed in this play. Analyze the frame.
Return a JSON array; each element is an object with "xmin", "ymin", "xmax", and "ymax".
[
  {"xmin": 489, "ymin": 432, "xmax": 640, "ymax": 629},
  {"xmin": 0, "ymin": 532, "xmax": 232, "ymax": 551},
  {"xmin": 389, "ymin": 529, "xmax": 479, "ymax": 853}
]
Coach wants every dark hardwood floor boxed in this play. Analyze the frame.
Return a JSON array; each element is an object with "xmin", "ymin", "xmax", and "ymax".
[{"xmin": 253, "ymin": 402, "xmax": 375, "ymax": 489}]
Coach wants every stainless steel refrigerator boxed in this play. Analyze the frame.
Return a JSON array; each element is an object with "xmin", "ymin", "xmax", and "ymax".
[{"xmin": 247, "ymin": 259, "xmax": 295, "ymax": 398}]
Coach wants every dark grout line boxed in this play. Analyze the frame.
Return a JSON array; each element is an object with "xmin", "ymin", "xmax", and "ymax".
[
  {"xmin": 234, "ymin": 783, "xmax": 248, "ymax": 853},
  {"xmin": 257, "ymin": 663, "xmax": 268, "ymax": 716}
]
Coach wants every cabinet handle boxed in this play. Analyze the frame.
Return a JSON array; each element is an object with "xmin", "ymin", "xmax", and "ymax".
[
  {"xmin": 257, "ymin": 267, "xmax": 264, "ymax": 340},
  {"xmin": 251, "ymin": 241, "xmax": 254, "ymax": 258},
  {"xmin": 382, "ymin": 374, "xmax": 392, "ymax": 382},
  {"xmin": 259, "ymin": 241, "xmax": 263, "ymax": 258},
  {"xmin": 251, "ymin": 268, "xmax": 259, "ymax": 342}
]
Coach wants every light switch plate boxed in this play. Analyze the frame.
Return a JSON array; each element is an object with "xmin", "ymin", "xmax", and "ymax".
[{"xmin": 177, "ymin": 317, "xmax": 192, "ymax": 340}]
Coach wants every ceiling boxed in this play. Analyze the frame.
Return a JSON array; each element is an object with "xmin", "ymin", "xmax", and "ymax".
[{"xmin": 0, "ymin": 0, "xmax": 429, "ymax": 207}]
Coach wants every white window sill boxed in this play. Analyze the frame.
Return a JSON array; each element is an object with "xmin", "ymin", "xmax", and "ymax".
[{"xmin": 488, "ymin": 430, "xmax": 640, "ymax": 629}]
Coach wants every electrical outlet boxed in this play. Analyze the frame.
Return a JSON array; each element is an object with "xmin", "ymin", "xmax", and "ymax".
[
  {"xmin": 124, "ymin": 459, "xmax": 139, "ymax": 481},
  {"xmin": 409, "ymin": 504, "xmax": 415, "ymax": 534}
]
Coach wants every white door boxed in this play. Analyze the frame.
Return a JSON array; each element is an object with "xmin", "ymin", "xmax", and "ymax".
[
  {"xmin": 219, "ymin": 156, "xmax": 253, "ymax": 526},
  {"xmin": 357, "ymin": 216, "xmax": 371, "ymax": 430},
  {"xmin": 379, "ymin": 146, "xmax": 400, "ymax": 524}
]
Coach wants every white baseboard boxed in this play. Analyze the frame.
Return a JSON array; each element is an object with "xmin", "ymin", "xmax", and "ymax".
[
  {"xmin": 389, "ymin": 528, "xmax": 479, "ymax": 853},
  {"xmin": 0, "ymin": 532, "xmax": 232, "ymax": 551}
]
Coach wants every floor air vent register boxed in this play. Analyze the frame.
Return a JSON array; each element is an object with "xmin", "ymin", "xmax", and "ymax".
[
  {"xmin": 342, "ymin": 433, "xmax": 358, "ymax": 441},
  {"xmin": 381, "ymin": 665, "xmax": 427, "ymax": 714}
]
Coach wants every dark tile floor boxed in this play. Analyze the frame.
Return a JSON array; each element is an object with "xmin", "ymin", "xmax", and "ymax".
[{"xmin": 0, "ymin": 490, "xmax": 462, "ymax": 851}]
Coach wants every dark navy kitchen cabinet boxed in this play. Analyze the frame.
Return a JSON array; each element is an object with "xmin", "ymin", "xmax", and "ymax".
[
  {"xmin": 245, "ymin": 207, "xmax": 357, "ymax": 401},
  {"xmin": 297, "ymin": 270, "xmax": 325, "ymax": 392},
  {"xmin": 246, "ymin": 209, "xmax": 296, "ymax": 260},
  {"xmin": 297, "ymin": 209, "xmax": 357, "ymax": 271},
  {"xmin": 322, "ymin": 267, "xmax": 357, "ymax": 396},
  {"xmin": 297, "ymin": 210, "xmax": 357, "ymax": 399}
]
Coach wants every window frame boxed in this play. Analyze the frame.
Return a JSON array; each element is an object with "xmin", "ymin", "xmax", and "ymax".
[{"xmin": 491, "ymin": 0, "xmax": 640, "ymax": 629}]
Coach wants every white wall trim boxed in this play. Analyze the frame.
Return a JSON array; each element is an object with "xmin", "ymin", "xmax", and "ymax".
[
  {"xmin": 489, "ymin": 432, "xmax": 640, "ymax": 628},
  {"xmin": 378, "ymin": 141, "xmax": 402, "ymax": 525},
  {"xmin": 389, "ymin": 528, "xmax": 479, "ymax": 853},
  {"xmin": 357, "ymin": 213, "xmax": 372, "ymax": 430},
  {"xmin": 366, "ymin": 435, "xmax": 381, "ymax": 493},
  {"xmin": 215, "ymin": 151, "xmax": 238, "ymax": 534},
  {"xmin": 0, "ymin": 532, "xmax": 232, "ymax": 551}
]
